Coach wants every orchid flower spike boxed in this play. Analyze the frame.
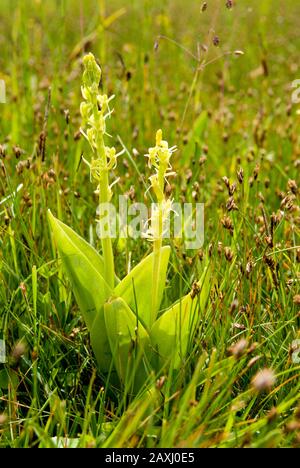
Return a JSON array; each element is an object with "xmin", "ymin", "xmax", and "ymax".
[{"xmin": 80, "ymin": 53, "xmax": 120, "ymax": 199}]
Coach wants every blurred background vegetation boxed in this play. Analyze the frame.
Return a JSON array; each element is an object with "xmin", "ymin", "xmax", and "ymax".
[{"xmin": 0, "ymin": 0, "xmax": 299, "ymax": 448}]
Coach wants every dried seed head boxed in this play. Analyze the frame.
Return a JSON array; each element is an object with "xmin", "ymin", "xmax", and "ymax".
[
  {"xmin": 74, "ymin": 130, "xmax": 81, "ymax": 141},
  {"xmin": 201, "ymin": 2, "xmax": 208, "ymax": 12},
  {"xmin": 229, "ymin": 299, "xmax": 239, "ymax": 314},
  {"xmin": 192, "ymin": 190, "xmax": 198, "ymax": 201},
  {"xmin": 0, "ymin": 414, "xmax": 7, "ymax": 425},
  {"xmin": 280, "ymin": 194, "xmax": 295, "ymax": 211},
  {"xmin": 237, "ymin": 167, "xmax": 244, "ymax": 184},
  {"xmin": 224, "ymin": 247, "xmax": 234, "ymax": 262},
  {"xmin": 16, "ymin": 161, "xmax": 25, "ymax": 175},
  {"xmin": 285, "ymin": 421, "xmax": 300, "ymax": 433},
  {"xmin": 0, "ymin": 145, "xmax": 6, "ymax": 158},
  {"xmin": 213, "ymin": 36, "xmax": 220, "ymax": 47},
  {"xmin": 226, "ymin": 197, "xmax": 238, "ymax": 212},
  {"xmin": 64, "ymin": 109, "xmax": 70, "ymax": 124},
  {"xmin": 13, "ymin": 146, "xmax": 23, "ymax": 159},
  {"xmin": 252, "ymin": 368, "xmax": 276, "ymax": 393},
  {"xmin": 264, "ymin": 255, "xmax": 276, "ymax": 270},
  {"xmin": 11, "ymin": 341, "xmax": 26, "ymax": 362},
  {"xmin": 270, "ymin": 212, "xmax": 281, "ymax": 230},
  {"xmin": 221, "ymin": 216, "xmax": 234, "ymax": 233},
  {"xmin": 265, "ymin": 236, "xmax": 273, "ymax": 247},
  {"xmin": 233, "ymin": 322, "xmax": 246, "ymax": 331},
  {"xmin": 228, "ymin": 339, "xmax": 248, "ymax": 358},
  {"xmin": 247, "ymin": 355, "xmax": 262, "ymax": 368},
  {"xmin": 246, "ymin": 261, "xmax": 253, "ymax": 277},
  {"xmin": 48, "ymin": 168, "xmax": 56, "ymax": 179},
  {"xmin": 156, "ymin": 376, "xmax": 166, "ymax": 390},
  {"xmin": 186, "ymin": 169, "xmax": 193, "ymax": 183},
  {"xmin": 253, "ymin": 164, "xmax": 260, "ymax": 180},
  {"xmin": 222, "ymin": 176, "xmax": 230, "ymax": 189},
  {"xmin": 293, "ymin": 295, "xmax": 300, "ymax": 306},
  {"xmin": 190, "ymin": 282, "xmax": 201, "ymax": 299},
  {"xmin": 217, "ymin": 241, "xmax": 223, "ymax": 256},
  {"xmin": 19, "ymin": 282, "xmax": 27, "ymax": 295},
  {"xmin": 287, "ymin": 179, "xmax": 298, "ymax": 195},
  {"xmin": 199, "ymin": 155, "xmax": 207, "ymax": 165},
  {"xmin": 198, "ymin": 249, "xmax": 204, "ymax": 261},
  {"xmin": 229, "ymin": 183, "xmax": 237, "ymax": 196},
  {"xmin": 69, "ymin": 327, "xmax": 81, "ymax": 339}
]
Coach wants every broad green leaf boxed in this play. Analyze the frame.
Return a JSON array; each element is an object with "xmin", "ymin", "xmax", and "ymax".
[
  {"xmin": 90, "ymin": 309, "xmax": 114, "ymax": 374},
  {"xmin": 150, "ymin": 293, "xmax": 197, "ymax": 371},
  {"xmin": 104, "ymin": 297, "xmax": 151, "ymax": 391},
  {"xmin": 114, "ymin": 246, "xmax": 171, "ymax": 330},
  {"xmin": 151, "ymin": 265, "xmax": 211, "ymax": 370},
  {"xmin": 49, "ymin": 212, "xmax": 106, "ymax": 278},
  {"xmin": 48, "ymin": 211, "xmax": 112, "ymax": 331}
]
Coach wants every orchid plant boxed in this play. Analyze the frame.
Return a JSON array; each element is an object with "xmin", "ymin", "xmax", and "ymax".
[{"xmin": 48, "ymin": 53, "xmax": 210, "ymax": 392}]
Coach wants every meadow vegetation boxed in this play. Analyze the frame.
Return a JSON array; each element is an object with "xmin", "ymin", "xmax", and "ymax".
[{"xmin": 0, "ymin": 0, "xmax": 299, "ymax": 448}]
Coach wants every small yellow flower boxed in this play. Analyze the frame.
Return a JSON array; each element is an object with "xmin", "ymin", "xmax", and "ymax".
[{"xmin": 146, "ymin": 129, "xmax": 176, "ymax": 172}]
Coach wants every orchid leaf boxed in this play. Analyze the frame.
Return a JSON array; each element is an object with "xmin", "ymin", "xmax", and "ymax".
[
  {"xmin": 49, "ymin": 214, "xmax": 106, "ymax": 277},
  {"xmin": 114, "ymin": 246, "xmax": 171, "ymax": 330},
  {"xmin": 104, "ymin": 297, "xmax": 151, "ymax": 390},
  {"xmin": 150, "ymin": 293, "xmax": 197, "ymax": 371},
  {"xmin": 151, "ymin": 265, "xmax": 211, "ymax": 370},
  {"xmin": 48, "ymin": 211, "xmax": 112, "ymax": 331},
  {"xmin": 90, "ymin": 308, "xmax": 114, "ymax": 375}
]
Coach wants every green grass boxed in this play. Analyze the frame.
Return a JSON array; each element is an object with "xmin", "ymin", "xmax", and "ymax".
[{"xmin": 0, "ymin": 0, "xmax": 300, "ymax": 448}]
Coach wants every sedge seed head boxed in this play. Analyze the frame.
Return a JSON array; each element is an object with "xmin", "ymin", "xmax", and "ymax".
[{"xmin": 252, "ymin": 368, "xmax": 276, "ymax": 393}]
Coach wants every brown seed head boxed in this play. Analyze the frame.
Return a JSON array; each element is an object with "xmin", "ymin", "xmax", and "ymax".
[
  {"xmin": 0, "ymin": 414, "xmax": 8, "ymax": 425},
  {"xmin": 252, "ymin": 368, "xmax": 276, "ymax": 392},
  {"xmin": 237, "ymin": 167, "xmax": 244, "ymax": 184},
  {"xmin": 213, "ymin": 36, "xmax": 220, "ymax": 47},
  {"xmin": 287, "ymin": 179, "xmax": 298, "ymax": 195},
  {"xmin": 224, "ymin": 247, "xmax": 234, "ymax": 262},
  {"xmin": 293, "ymin": 295, "xmax": 300, "ymax": 306},
  {"xmin": 228, "ymin": 339, "xmax": 248, "ymax": 358}
]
